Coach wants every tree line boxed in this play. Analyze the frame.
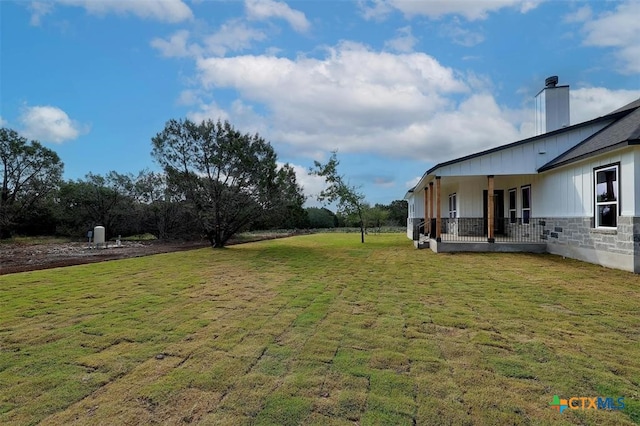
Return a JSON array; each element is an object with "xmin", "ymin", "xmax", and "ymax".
[{"xmin": 1, "ymin": 121, "xmax": 407, "ymax": 246}]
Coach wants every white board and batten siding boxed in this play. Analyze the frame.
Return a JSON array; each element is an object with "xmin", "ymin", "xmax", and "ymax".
[
  {"xmin": 536, "ymin": 147, "xmax": 638, "ymax": 217},
  {"xmin": 434, "ymin": 121, "xmax": 612, "ymax": 177},
  {"xmin": 635, "ymin": 149, "xmax": 640, "ymax": 216},
  {"xmin": 406, "ymin": 191, "xmax": 425, "ymax": 238},
  {"xmin": 407, "ymin": 191, "xmax": 425, "ymax": 219}
]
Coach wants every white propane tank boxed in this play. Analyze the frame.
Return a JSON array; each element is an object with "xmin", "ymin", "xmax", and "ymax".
[{"xmin": 94, "ymin": 226, "xmax": 106, "ymax": 248}]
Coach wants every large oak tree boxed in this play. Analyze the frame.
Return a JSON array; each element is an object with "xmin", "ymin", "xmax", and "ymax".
[
  {"xmin": 0, "ymin": 128, "xmax": 63, "ymax": 238},
  {"xmin": 152, "ymin": 119, "xmax": 304, "ymax": 247}
]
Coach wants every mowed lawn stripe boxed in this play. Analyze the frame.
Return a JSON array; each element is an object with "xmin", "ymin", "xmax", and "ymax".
[{"xmin": 0, "ymin": 233, "xmax": 638, "ymax": 425}]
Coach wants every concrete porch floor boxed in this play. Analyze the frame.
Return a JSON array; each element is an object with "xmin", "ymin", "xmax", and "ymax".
[{"xmin": 414, "ymin": 234, "xmax": 547, "ymax": 253}]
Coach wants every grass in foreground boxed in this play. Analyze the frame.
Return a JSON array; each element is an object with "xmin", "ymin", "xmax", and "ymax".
[{"xmin": 0, "ymin": 233, "xmax": 638, "ymax": 425}]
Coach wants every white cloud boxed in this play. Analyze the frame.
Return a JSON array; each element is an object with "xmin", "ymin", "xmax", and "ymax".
[
  {"xmin": 150, "ymin": 2, "xmax": 308, "ymax": 60},
  {"xmin": 518, "ymin": 1, "xmax": 540, "ymax": 14},
  {"xmin": 384, "ymin": 26, "xmax": 417, "ymax": 53},
  {"xmin": 177, "ymin": 89, "xmax": 200, "ymax": 106},
  {"xmin": 150, "ymin": 30, "xmax": 202, "ymax": 58},
  {"xmin": 183, "ymin": 44, "xmax": 638, "ymax": 169},
  {"xmin": 194, "ymin": 42, "xmax": 542, "ymax": 163},
  {"xmin": 151, "ymin": 21, "xmax": 267, "ymax": 58},
  {"xmin": 0, "ymin": 116, "xmax": 7, "ymax": 127},
  {"xmin": 579, "ymin": 1, "xmax": 640, "ymax": 73},
  {"xmin": 440, "ymin": 18, "xmax": 485, "ymax": 47},
  {"xmin": 46, "ymin": 0, "xmax": 193, "ymax": 23},
  {"xmin": 245, "ymin": 0, "xmax": 310, "ymax": 32},
  {"xmin": 360, "ymin": 0, "xmax": 542, "ymax": 21},
  {"xmin": 28, "ymin": 2, "xmax": 54, "ymax": 26},
  {"xmin": 359, "ymin": 0, "xmax": 394, "ymax": 21},
  {"xmin": 410, "ymin": 93, "xmax": 524, "ymax": 160},
  {"xmin": 186, "ymin": 99, "xmax": 268, "ymax": 137},
  {"xmin": 570, "ymin": 87, "xmax": 640, "ymax": 124},
  {"xmin": 204, "ymin": 20, "xmax": 267, "ymax": 56},
  {"xmin": 186, "ymin": 101, "xmax": 230, "ymax": 124},
  {"xmin": 19, "ymin": 105, "xmax": 86, "ymax": 143},
  {"xmin": 564, "ymin": 5, "xmax": 592, "ymax": 23}
]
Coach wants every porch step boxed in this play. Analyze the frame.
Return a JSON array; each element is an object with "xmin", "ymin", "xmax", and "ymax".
[{"xmin": 414, "ymin": 236, "xmax": 430, "ymax": 249}]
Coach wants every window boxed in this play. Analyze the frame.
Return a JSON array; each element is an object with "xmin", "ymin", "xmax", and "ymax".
[
  {"xmin": 521, "ymin": 186, "xmax": 531, "ymax": 224},
  {"xmin": 595, "ymin": 165, "xmax": 618, "ymax": 228},
  {"xmin": 448, "ymin": 193, "xmax": 457, "ymax": 218},
  {"xmin": 508, "ymin": 189, "xmax": 517, "ymax": 223}
]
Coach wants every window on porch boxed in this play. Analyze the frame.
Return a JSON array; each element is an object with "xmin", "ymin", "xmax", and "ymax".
[
  {"xmin": 521, "ymin": 185, "xmax": 531, "ymax": 224},
  {"xmin": 508, "ymin": 188, "xmax": 517, "ymax": 223},
  {"xmin": 595, "ymin": 164, "xmax": 618, "ymax": 228},
  {"xmin": 449, "ymin": 193, "xmax": 457, "ymax": 218}
]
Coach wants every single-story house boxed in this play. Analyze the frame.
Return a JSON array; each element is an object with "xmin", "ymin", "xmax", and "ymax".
[{"xmin": 405, "ymin": 76, "xmax": 640, "ymax": 273}]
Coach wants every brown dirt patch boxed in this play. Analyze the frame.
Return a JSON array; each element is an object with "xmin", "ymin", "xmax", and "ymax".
[
  {"xmin": 0, "ymin": 233, "xmax": 302, "ymax": 276},
  {"xmin": 0, "ymin": 240, "xmax": 210, "ymax": 275}
]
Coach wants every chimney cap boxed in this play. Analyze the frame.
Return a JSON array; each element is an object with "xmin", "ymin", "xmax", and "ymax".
[{"xmin": 545, "ymin": 76, "xmax": 559, "ymax": 88}]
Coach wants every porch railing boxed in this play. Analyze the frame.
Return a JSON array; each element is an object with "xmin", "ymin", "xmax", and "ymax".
[
  {"xmin": 412, "ymin": 217, "xmax": 426, "ymax": 241},
  {"xmin": 437, "ymin": 217, "xmax": 546, "ymax": 243},
  {"xmin": 408, "ymin": 218, "xmax": 424, "ymax": 240}
]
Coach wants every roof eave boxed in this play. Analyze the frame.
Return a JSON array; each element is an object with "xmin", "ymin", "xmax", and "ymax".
[
  {"xmin": 426, "ymin": 111, "xmax": 629, "ymax": 176},
  {"xmin": 538, "ymin": 141, "xmax": 634, "ymax": 172},
  {"xmin": 404, "ymin": 187, "xmax": 415, "ymax": 200}
]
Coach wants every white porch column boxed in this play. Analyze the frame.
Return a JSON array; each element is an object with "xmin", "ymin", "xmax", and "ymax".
[{"xmin": 423, "ymin": 187, "xmax": 428, "ymax": 219}]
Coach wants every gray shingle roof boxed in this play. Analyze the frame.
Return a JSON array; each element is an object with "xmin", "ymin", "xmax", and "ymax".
[
  {"xmin": 539, "ymin": 98, "xmax": 640, "ymax": 171},
  {"xmin": 610, "ymin": 97, "xmax": 640, "ymax": 114}
]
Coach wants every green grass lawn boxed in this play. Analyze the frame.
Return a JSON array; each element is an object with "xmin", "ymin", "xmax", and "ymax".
[{"xmin": 1, "ymin": 233, "xmax": 639, "ymax": 425}]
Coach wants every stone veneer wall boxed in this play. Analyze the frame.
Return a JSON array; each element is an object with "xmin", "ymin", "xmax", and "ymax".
[{"xmin": 537, "ymin": 216, "xmax": 640, "ymax": 273}]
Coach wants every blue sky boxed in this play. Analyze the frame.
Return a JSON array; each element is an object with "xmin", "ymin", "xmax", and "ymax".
[{"xmin": 2, "ymin": 0, "xmax": 640, "ymax": 207}]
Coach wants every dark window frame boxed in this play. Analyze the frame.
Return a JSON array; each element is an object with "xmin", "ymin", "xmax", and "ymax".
[
  {"xmin": 508, "ymin": 188, "xmax": 517, "ymax": 224},
  {"xmin": 594, "ymin": 163, "xmax": 620, "ymax": 229},
  {"xmin": 521, "ymin": 185, "xmax": 531, "ymax": 224}
]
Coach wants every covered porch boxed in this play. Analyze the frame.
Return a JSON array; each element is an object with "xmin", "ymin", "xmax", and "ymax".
[{"xmin": 412, "ymin": 174, "xmax": 547, "ymax": 253}]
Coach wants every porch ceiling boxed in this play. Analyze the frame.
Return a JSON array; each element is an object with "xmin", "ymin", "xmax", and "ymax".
[{"xmin": 416, "ymin": 174, "xmax": 537, "ymax": 191}]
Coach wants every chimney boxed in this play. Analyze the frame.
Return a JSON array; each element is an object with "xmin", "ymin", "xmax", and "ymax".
[{"xmin": 534, "ymin": 75, "xmax": 570, "ymax": 135}]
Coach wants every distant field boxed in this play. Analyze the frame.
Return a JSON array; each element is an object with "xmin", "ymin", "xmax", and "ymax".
[{"xmin": 1, "ymin": 233, "xmax": 638, "ymax": 425}]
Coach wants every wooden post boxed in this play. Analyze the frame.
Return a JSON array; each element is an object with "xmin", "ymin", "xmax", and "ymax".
[
  {"xmin": 429, "ymin": 181, "xmax": 434, "ymax": 237},
  {"xmin": 435, "ymin": 177, "xmax": 442, "ymax": 242},
  {"xmin": 487, "ymin": 175, "xmax": 495, "ymax": 243},
  {"xmin": 423, "ymin": 187, "xmax": 429, "ymax": 235}
]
